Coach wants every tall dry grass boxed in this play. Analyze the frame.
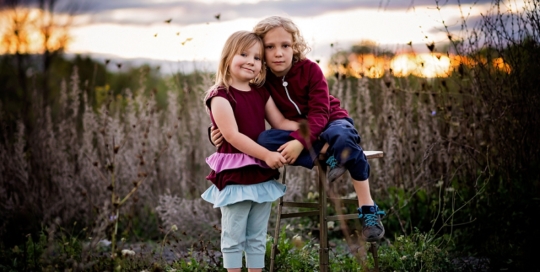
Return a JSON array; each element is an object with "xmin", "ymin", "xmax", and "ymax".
[
  {"xmin": 0, "ymin": 63, "xmax": 481, "ymax": 248},
  {"xmin": 0, "ymin": 67, "xmax": 222, "ymax": 248}
]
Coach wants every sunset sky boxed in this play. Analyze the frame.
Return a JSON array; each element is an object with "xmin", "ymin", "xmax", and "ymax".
[{"xmin": 1, "ymin": 0, "xmax": 521, "ymax": 74}]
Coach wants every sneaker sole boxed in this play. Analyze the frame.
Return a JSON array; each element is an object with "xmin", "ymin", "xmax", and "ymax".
[{"xmin": 363, "ymin": 222, "xmax": 385, "ymax": 242}]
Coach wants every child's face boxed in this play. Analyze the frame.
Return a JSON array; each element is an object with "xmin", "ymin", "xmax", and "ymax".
[
  {"xmin": 263, "ymin": 26, "xmax": 294, "ymax": 77},
  {"xmin": 229, "ymin": 42, "xmax": 263, "ymax": 86}
]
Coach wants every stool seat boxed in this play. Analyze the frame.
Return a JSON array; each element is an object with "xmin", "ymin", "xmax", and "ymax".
[
  {"xmin": 318, "ymin": 150, "xmax": 383, "ymax": 160},
  {"xmin": 270, "ymin": 150, "xmax": 384, "ymax": 272},
  {"xmin": 363, "ymin": 150, "xmax": 384, "ymax": 159}
]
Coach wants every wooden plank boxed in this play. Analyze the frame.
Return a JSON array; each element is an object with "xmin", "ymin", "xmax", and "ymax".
[
  {"xmin": 327, "ymin": 198, "xmax": 358, "ymax": 205},
  {"xmin": 282, "ymin": 202, "xmax": 319, "ymax": 208},
  {"xmin": 327, "ymin": 213, "xmax": 358, "ymax": 221},
  {"xmin": 280, "ymin": 211, "xmax": 320, "ymax": 219}
]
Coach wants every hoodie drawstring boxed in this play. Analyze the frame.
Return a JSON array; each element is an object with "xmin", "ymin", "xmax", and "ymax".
[{"xmin": 282, "ymin": 76, "xmax": 302, "ymax": 116}]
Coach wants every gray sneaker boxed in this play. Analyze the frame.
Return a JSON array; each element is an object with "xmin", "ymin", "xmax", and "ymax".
[
  {"xmin": 358, "ymin": 204, "xmax": 386, "ymax": 242},
  {"xmin": 326, "ymin": 155, "xmax": 347, "ymax": 182}
]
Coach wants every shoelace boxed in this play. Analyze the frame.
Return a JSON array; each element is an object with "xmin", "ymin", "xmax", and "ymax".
[
  {"xmin": 326, "ymin": 155, "xmax": 338, "ymax": 169},
  {"xmin": 359, "ymin": 211, "xmax": 386, "ymax": 226}
]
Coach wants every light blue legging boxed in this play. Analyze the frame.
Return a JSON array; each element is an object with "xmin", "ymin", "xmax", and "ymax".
[{"xmin": 220, "ymin": 200, "xmax": 272, "ymax": 269}]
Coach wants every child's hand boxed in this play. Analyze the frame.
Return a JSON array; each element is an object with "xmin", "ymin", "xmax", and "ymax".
[
  {"xmin": 264, "ymin": 152, "xmax": 287, "ymax": 169},
  {"xmin": 211, "ymin": 126, "xmax": 223, "ymax": 147},
  {"xmin": 278, "ymin": 140, "xmax": 304, "ymax": 164}
]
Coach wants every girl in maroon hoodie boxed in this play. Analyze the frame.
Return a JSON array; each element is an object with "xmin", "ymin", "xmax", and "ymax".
[{"xmin": 212, "ymin": 16, "xmax": 386, "ymax": 243}]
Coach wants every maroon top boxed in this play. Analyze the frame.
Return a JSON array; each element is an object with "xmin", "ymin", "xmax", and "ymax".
[
  {"xmin": 205, "ymin": 86, "xmax": 280, "ymax": 190},
  {"xmin": 264, "ymin": 58, "xmax": 349, "ymax": 148}
]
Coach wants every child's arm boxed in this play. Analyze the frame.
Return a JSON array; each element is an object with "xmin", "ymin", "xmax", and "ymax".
[
  {"xmin": 265, "ymin": 97, "xmax": 299, "ymax": 131},
  {"xmin": 265, "ymin": 97, "xmax": 303, "ymax": 164},
  {"xmin": 211, "ymin": 97, "xmax": 287, "ymax": 169}
]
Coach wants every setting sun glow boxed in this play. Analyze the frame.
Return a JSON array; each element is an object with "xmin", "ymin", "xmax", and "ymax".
[
  {"xmin": 331, "ymin": 53, "xmax": 511, "ymax": 78},
  {"xmin": 0, "ymin": 8, "xmax": 70, "ymax": 55},
  {"xmin": 391, "ymin": 53, "xmax": 452, "ymax": 78}
]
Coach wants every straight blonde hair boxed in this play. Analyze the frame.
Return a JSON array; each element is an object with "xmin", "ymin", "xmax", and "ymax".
[
  {"xmin": 253, "ymin": 16, "xmax": 311, "ymax": 62},
  {"xmin": 204, "ymin": 31, "xmax": 266, "ymax": 105}
]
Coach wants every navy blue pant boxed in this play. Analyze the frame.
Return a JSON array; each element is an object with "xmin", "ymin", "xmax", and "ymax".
[{"xmin": 257, "ymin": 118, "xmax": 370, "ymax": 181}]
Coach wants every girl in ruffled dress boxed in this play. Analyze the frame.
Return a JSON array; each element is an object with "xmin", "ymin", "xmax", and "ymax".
[{"xmin": 201, "ymin": 30, "xmax": 299, "ymax": 272}]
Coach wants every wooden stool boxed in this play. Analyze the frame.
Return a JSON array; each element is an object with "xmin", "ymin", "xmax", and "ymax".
[{"xmin": 269, "ymin": 151, "xmax": 384, "ymax": 272}]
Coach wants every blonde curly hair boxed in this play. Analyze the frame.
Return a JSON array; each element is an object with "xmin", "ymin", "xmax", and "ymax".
[{"xmin": 253, "ymin": 16, "xmax": 311, "ymax": 62}]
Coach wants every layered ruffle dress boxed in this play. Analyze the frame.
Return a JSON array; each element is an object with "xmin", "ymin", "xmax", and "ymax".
[{"xmin": 201, "ymin": 86, "xmax": 286, "ymax": 208}]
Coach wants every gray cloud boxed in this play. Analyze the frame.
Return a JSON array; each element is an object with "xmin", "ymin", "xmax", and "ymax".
[{"xmin": 1, "ymin": 0, "xmax": 493, "ymax": 26}]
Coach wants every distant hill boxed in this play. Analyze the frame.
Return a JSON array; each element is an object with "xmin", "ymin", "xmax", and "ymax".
[{"xmin": 64, "ymin": 53, "xmax": 219, "ymax": 75}]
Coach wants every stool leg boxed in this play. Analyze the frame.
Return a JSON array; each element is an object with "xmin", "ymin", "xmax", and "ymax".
[
  {"xmin": 369, "ymin": 242, "xmax": 380, "ymax": 272},
  {"xmin": 317, "ymin": 162, "xmax": 329, "ymax": 272},
  {"xmin": 270, "ymin": 166, "xmax": 287, "ymax": 272}
]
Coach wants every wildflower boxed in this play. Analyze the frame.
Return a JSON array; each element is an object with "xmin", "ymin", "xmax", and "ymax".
[
  {"xmin": 121, "ymin": 249, "xmax": 135, "ymax": 256},
  {"xmin": 98, "ymin": 239, "xmax": 112, "ymax": 247},
  {"xmin": 431, "ymin": 110, "xmax": 436, "ymax": 116},
  {"xmin": 414, "ymin": 252, "xmax": 422, "ymax": 259},
  {"xmin": 445, "ymin": 187, "xmax": 455, "ymax": 192},
  {"xmin": 401, "ymin": 255, "xmax": 407, "ymax": 260},
  {"xmin": 292, "ymin": 234, "xmax": 303, "ymax": 248},
  {"xmin": 327, "ymin": 221, "xmax": 335, "ymax": 230},
  {"xmin": 11, "ymin": 246, "xmax": 20, "ymax": 253}
]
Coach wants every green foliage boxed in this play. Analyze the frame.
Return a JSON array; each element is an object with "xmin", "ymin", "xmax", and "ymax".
[
  {"xmin": 0, "ymin": 231, "xmax": 47, "ymax": 272},
  {"xmin": 0, "ymin": 223, "xmax": 86, "ymax": 271},
  {"xmin": 169, "ymin": 246, "xmax": 226, "ymax": 272},
  {"xmin": 453, "ymin": 173, "xmax": 540, "ymax": 270},
  {"xmin": 121, "ymin": 205, "xmax": 162, "ymax": 241},
  {"xmin": 266, "ymin": 226, "xmax": 460, "ymax": 272},
  {"xmin": 377, "ymin": 230, "xmax": 455, "ymax": 272},
  {"xmin": 0, "ymin": 221, "xmax": 464, "ymax": 272},
  {"xmin": 375, "ymin": 186, "xmax": 438, "ymax": 238},
  {"xmin": 266, "ymin": 229, "xmax": 320, "ymax": 271}
]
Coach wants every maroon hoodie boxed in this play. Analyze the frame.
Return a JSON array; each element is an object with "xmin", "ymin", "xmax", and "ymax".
[{"xmin": 264, "ymin": 58, "xmax": 349, "ymax": 148}]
